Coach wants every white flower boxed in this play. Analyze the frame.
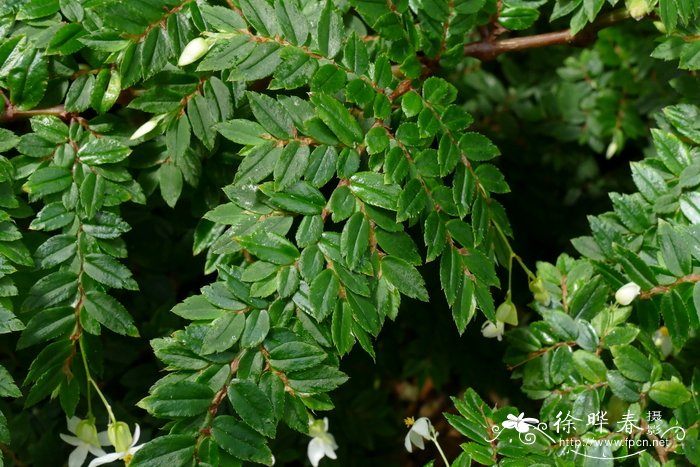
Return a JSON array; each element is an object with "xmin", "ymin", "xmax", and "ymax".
[
  {"xmin": 404, "ymin": 417, "xmax": 433, "ymax": 453},
  {"xmin": 615, "ymin": 282, "xmax": 641, "ymax": 306},
  {"xmin": 502, "ymin": 413, "xmax": 539, "ymax": 433},
  {"xmin": 88, "ymin": 423, "xmax": 144, "ymax": 467},
  {"xmin": 178, "ymin": 37, "xmax": 211, "ymax": 66},
  {"xmin": 653, "ymin": 326, "xmax": 673, "ymax": 358},
  {"xmin": 60, "ymin": 417, "xmax": 109, "ymax": 467},
  {"xmin": 307, "ymin": 418, "xmax": 337, "ymax": 467},
  {"xmin": 481, "ymin": 320, "xmax": 505, "ymax": 341}
]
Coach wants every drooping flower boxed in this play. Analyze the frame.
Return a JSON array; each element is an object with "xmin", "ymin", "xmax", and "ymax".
[
  {"xmin": 60, "ymin": 417, "xmax": 109, "ymax": 467},
  {"xmin": 307, "ymin": 417, "xmax": 337, "ymax": 467},
  {"xmin": 529, "ymin": 278, "xmax": 551, "ymax": 305},
  {"xmin": 178, "ymin": 37, "xmax": 211, "ymax": 66},
  {"xmin": 625, "ymin": 0, "xmax": 654, "ymax": 20},
  {"xmin": 502, "ymin": 413, "xmax": 539, "ymax": 433},
  {"xmin": 615, "ymin": 282, "xmax": 641, "ymax": 306},
  {"xmin": 404, "ymin": 416, "xmax": 433, "ymax": 453},
  {"xmin": 653, "ymin": 326, "xmax": 673, "ymax": 358},
  {"xmin": 481, "ymin": 320, "xmax": 505, "ymax": 341},
  {"xmin": 88, "ymin": 422, "xmax": 143, "ymax": 467},
  {"xmin": 495, "ymin": 301, "xmax": 518, "ymax": 326}
]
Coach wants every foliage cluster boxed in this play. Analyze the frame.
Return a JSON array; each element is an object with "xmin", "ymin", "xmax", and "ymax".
[{"xmin": 0, "ymin": 0, "xmax": 699, "ymax": 465}]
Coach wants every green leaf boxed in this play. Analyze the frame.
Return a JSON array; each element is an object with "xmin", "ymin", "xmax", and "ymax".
[
  {"xmin": 22, "ymin": 272, "xmax": 77, "ymax": 311},
  {"xmin": 397, "ymin": 179, "xmax": 428, "ymax": 222},
  {"xmin": 274, "ymin": 0, "xmax": 308, "ymax": 46},
  {"xmin": 83, "ymin": 253, "xmax": 138, "ymax": 290},
  {"xmin": 310, "ymin": 94, "xmax": 363, "ymax": 146},
  {"xmin": 375, "ymin": 230, "xmax": 421, "ymax": 265},
  {"xmin": 212, "ymin": 416, "xmax": 274, "ymax": 465},
  {"xmin": 317, "ymin": 1, "xmax": 343, "ymax": 58},
  {"xmin": 0, "ymin": 365, "xmax": 20, "ymax": 398},
  {"xmin": 569, "ymin": 276, "xmax": 608, "ymax": 321},
  {"xmin": 159, "ymin": 163, "xmax": 183, "ymax": 208},
  {"xmin": 65, "ymin": 74, "xmax": 95, "ymax": 112},
  {"xmin": 172, "ymin": 295, "xmax": 224, "ymax": 320},
  {"xmin": 240, "ymin": 309, "xmax": 270, "ymax": 348},
  {"xmin": 440, "ymin": 247, "xmax": 463, "ymax": 306},
  {"xmin": 269, "ymin": 341, "xmax": 326, "ymax": 371},
  {"xmin": 239, "ymin": 0, "xmax": 279, "ymax": 37},
  {"xmin": 340, "ymin": 212, "xmax": 369, "ymax": 270},
  {"xmin": 188, "ymin": 94, "xmax": 217, "ymax": 149},
  {"xmin": 201, "ymin": 5, "xmax": 247, "ymax": 32},
  {"xmin": 130, "ymin": 435, "xmax": 196, "ymax": 467},
  {"xmin": 0, "ymin": 129, "xmax": 20, "ymax": 153},
  {"xmin": 661, "ymin": 291, "xmax": 690, "ymax": 348},
  {"xmin": 228, "ymin": 379, "xmax": 276, "ymax": 437},
  {"xmin": 238, "ymin": 231, "xmax": 299, "ymax": 265},
  {"xmin": 139, "ymin": 381, "xmax": 213, "ymax": 417},
  {"xmin": 274, "ymin": 142, "xmax": 310, "ymax": 190},
  {"xmin": 83, "ymin": 291, "xmax": 139, "ymax": 337},
  {"xmin": 34, "ymin": 234, "xmax": 76, "ymax": 269},
  {"xmin": 606, "ymin": 370, "xmax": 640, "ymax": 402},
  {"xmin": 349, "ymin": 172, "xmax": 400, "ymax": 210},
  {"xmin": 201, "ymin": 313, "xmax": 246, "ymax": 354},
  {"xmin": 79, "ymin": 171, "xmax": 104, "ymax": 219},
  {"xmin": 381, "ymin": 256, "xmax": 428, "ymax": 301},
  {"xmin": 217, "ymin": 119, "xmax": 268, "ymax": 145},
  {"xmin": 78, "ymin": 137, "xmax": 131, "ymax": 165},
  {"xmin": 611, "ymin": 345, "xmax": 652, "ymax": 382},
  {"xmin": 658, "ymin": 221, "xmax": 692, "ymax": 276},
  {"xmin": 248, "ymin": 92, "xmax": 294, "ymax": 139},
  {"xmin": 332, "ymin": 302, "xmax": 355, "ymax": 354},
  {"xmin": 630, "ymin": 162, "xmax": 666, "ymax": 202},
  {"xmin": 18, "ymin": 0, "xmax": 59, "ymax": 19},
  {"xmin": 649, "ymin": 380, "xmax": 692, "ymax": 408},
  {"xmin": 681, "ymin": 192, "xmax": 700, "ymax": 224},
  {"xmin": 346, "ymin": 291, "xmax": 380, "ymax": 335},
  {"xmin": 82, "ymin": 212, "xmax": 131, "ymax": 239},
  {"xmin": 342, "ymin": 32, "xmax": 369, "ymax": 76},
  {"xmin": 573, "ymin": 350, "xmax": 607, "ymax": 383},
  {"xmin": 141, "ymin": 27, "xmax": 171, "ymax": 80},
  {"xmin": 234, "ymin": 143, "xmax": 282, "ymax": 186},
  {"xmin": 613, "ymin": 245, "xmax": 656, "ymax": 290},
  {"xmin": 452, "ymin": 279, "xmax": 476, "ymax": 334},
  {"xmin": 17, "ymin": 306, "xmax": 74, "ymax": 349},
  {"xmin": 459, "ymin": 133, "xmax": 500, "ymax": 161},
  {"xmin": 23, "ymin": 167, "xmax": 72, "ymax": 197},
  {"xmin": 7, "ymin": 48, "xmax": 48, "ymax": 110},
  {"xmin": 286, "ymin": 365, "xmax": 348, "ymax": 393},
  {"xmin": 309, "ymin": 269, "xmax": 340, "ymax": 321}
]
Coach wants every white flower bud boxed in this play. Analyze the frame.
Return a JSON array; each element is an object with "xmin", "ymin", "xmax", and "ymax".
[
  {"xmin": 178, "ymin": 37, "xmax": 210, "ymax": 66},
  {"xmin": 615, "ymin": 282, "xmax": 641, "ymax": 306},
  {"xmin": 625, "ymin": 0, "xmax": 653, "ymax": 20},
  {"xmin": 129, "ymin": 114, "xmax": 165, "ymax": 140}
]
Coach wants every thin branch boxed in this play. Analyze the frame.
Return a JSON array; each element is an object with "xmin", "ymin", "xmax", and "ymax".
[
  {"xmin": 506, "ymin": 341, "xmax": 576, "ymax": 370},
  {"xmin": 464, "ymin": 9, "xmax": 632, "ymax": 60},
  {"xmin": 640, "ymin": 274, "xmax": 700, "ymax": 299},
  {"xmin": 0, "ymin": 99, "xmax": 69, "ymax": 124}
]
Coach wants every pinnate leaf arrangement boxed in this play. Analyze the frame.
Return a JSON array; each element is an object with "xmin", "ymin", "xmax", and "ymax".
[{"xmin": 0, "ymin": 0, "xmax": 699, "ymax": 465}]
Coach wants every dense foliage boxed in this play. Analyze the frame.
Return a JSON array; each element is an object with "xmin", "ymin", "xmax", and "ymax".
[{"xmin": 0, "ymin": 0, "xmax": 699, "ymax": 465}]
